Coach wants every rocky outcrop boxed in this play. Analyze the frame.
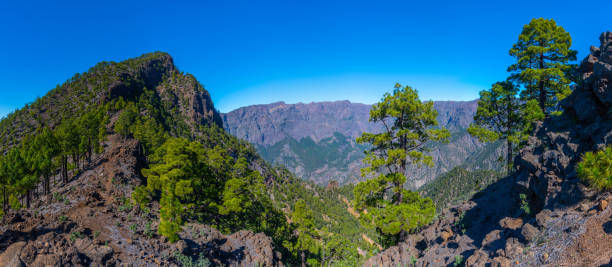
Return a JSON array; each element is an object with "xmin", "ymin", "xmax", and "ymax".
[
  {"xmin": 156, "ymin": 72, "xmax": 223, "ymax": 130},
  {"xmin": 364, "ymin": 31, "xmax": 612, "ymax": 267},
  {"xmin": 516, "ymin": 31, "xmax": 612, "ymax": 212},
  {"xmin": 223, "ymin": 100, "xmax": 503, "ymax": 186}
]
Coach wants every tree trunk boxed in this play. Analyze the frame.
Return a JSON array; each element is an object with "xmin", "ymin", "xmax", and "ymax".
[
  {"xmin": 301, "ymin": 250, "xmax": 306, "ymax": 267},
  {"xmin": 44, "ymin": 174, "xmax": 50, "ymax": 195},
  {"xmin": 87, "ymin": 138, "xmax": 92, "ymax": 164},
  {"xmin": 397, "ymin": 157, "xmax": 407, "ymax": 242},
  {"xmin": 539, "ymin": 52, "xmax": 546, "ymax": 113},
  {"xmin": 62, "ymin": 155, "xmax": 68, "ymax": 184},
  {"xmin": 2, "ymin": 187, "xmax": 6, "ymax": 213},
  {"xmin": 26, "ymin": 190, "xmax": 30, "ymax": 208},
  {"xmin": 507, "ymin": 139, "xmax": 513, "ymax": 175}
]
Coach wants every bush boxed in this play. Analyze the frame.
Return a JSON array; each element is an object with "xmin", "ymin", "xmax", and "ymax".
[
  {"xmin": 70, "ymin": 231, "xmax": 83, "ymax": 242},
  {"xmin": 519, "ymin": 193, "xmax": 531, "ymax": 216},
  {"xmin": 577, "ymin": 146, "xmax": 612, "ymax": 190},
  {"xmin": 174, "ymin": 251, "xmax": 211, "ymax": 267},
  {"xmin": 454, "ymin": 255, "xmax": 464, "ymax": 267}
]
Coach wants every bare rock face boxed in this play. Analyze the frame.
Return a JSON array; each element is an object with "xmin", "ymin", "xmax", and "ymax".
[
  {"xmin": 517, "ymin": 31, "xmax": 612, "ymax": 212},
  {"xmin": 364, "ymin": 31, "xmax": 612, "ymax": 267}
]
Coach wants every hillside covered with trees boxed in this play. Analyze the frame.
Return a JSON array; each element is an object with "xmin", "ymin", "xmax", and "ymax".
[
  {"xmin": 0, "ymin": 17, "xmax": 611, "ymax": 267},
  {"xmin": 0, "ymin": 52, "xmax": 379, "ymax": 266}
]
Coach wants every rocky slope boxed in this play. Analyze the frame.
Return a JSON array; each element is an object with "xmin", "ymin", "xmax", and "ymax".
[
  {"xmin": 222, "ymin": 100, "xmax": 503, "ymax": 186},
  {"xmin": 0, "ymin": 135, "xmax": 282, "ymax": 267},
  {"xmin": 364, "ymin": 31, "xmax": 612, "ymax": 267},
  {"xmin": 0, "ymin": 53, "xmax": 286, "ymax": 266}
]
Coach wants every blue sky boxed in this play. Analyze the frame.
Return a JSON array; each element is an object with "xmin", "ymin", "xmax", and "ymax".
[{"xmin": 0, "ymin": 1, "xmax": 610, "ymax": 117}]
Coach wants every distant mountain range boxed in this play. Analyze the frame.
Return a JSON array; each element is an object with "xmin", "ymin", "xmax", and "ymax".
[{"xmin": 222, "ymin": 100, "xmax": 504, "ymax": 186}]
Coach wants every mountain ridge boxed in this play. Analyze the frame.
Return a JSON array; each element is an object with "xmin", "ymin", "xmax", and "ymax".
[{"xmin": 222, "ymin": 99, "xmax": 503, "ymax": 186}]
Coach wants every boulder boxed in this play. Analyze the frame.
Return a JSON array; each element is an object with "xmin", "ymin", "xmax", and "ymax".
[
  {"xmin": 0, "ymin": 241, "xmax": 26, "ymax": 267},
  {"xmin": 598, "ymin": 199, "xmax": 608, "ymax": 211},
  {"xmin": 499, "ymin": 217, "xmax": 523, "ymax": 230},
  {"xmin": 481, "ymin": 230, "xmax": 502, "ymax": 248},
  {"xmin": 521, "ymin": 223, "xmax": 539, "ymax": 243},
  {"xmin": 440, "ymin": 227, "xmax": 454, "ymax": 243},
  {"xmin": 504, "ymin": 238, "xmax": 523, "ymax": 258},
  {"xmin": 535, "ymin": 209, "xmax": 553, "ymax": 228},
  {"xmin": 491, "ymin": 256, "xmax": 511, "ymax": 267},
  {"xmin": 465, "ymin": 249, "xmax": 489, "ymax": 267}
]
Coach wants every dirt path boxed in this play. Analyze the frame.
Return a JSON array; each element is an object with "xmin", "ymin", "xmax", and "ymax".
[{"xmin": 557, "ymin": 208, "xmax": 612, "ymax": 266}]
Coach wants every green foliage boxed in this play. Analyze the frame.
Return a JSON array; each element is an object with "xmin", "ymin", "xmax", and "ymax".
[
  {"xmin": 577, "ymin": 146, "xmax": 612, "ymax": 190},
  {"xmin": 269, "ymin": 168, "xmax": 374, "ymax": 265},
  {"xmin": 144, "ymin": 221, "xmax": 154, "ymax": 238},
  {"xmin": 174, "ymin": 251, "xmax": 211, "ymax": 267},
  {"xmin": 508, "ymin": 18, "xmax": 577, "ymax": 115},
  {"xmin": 114, "ymin": 106, "xmax": 138, "ymax": 137},
  {"xmin": 410, "ymin": 256, "xmax": 417, "ymax": 266},
  {"xmin": 354, "ymin": 84, "xmax": 446, "ymax": 247},
  {"xmin": 70, "ymin": 231, "xmax": 83, "ymax": 242},
  {"xmin": 468, "ymin": 81, "xmax": 544, "ymax": 174},
  {"xmin": 289, "ymin": 199, "xmax": 322, "ymax": 266},
  {"xmin": 59, "ymin": 215, "xmax": 68, "ymax": 223},
  {"xmin": 321, "ymin": 231, "xmax": 358, "ymax": 266},
  {"xmin": 118, "ymin": 197, "xmax": 133, "ymax": 212},
  {"xmin": 258, "ymin": 132, "xmax": 369, "ymax": 182},
  {"xmin": 454, "ymin": 255, "xmax": 465, "ymax": 267},
  {"xmin": 420, "ymin": 168, "xmax": 502, "ymax": 212},
  {"xmin": 139, "ymin": 137, "xmax": 292, "ymax": 249},
  {"xmin": 519, "ymin": 193, "xmax": 531, "ymax": 216},
  {"xmin": 132, "ymin": 185, "xmax": 151, "ymax": 210}
]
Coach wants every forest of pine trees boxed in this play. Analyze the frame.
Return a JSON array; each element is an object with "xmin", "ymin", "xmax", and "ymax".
[{"xmin": 0, "ymin": 107, "xmax": 107, "ymax": 214}]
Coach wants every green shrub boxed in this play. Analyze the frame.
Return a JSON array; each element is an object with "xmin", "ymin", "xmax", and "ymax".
[
  {"xmin": 454, "ymin": 255, "xmax": 464, "ymax": 267},
  {"xmin": 577, "ymin": 146, "xmax": 612, "ymax": 190},
  {"xmin": 59, "ymin": 215, "xmax": 68, "ymax": 222},
  {"xmin": 174, "ymin": 251, "xmax": 211, "ymax": 267},
  {"xmin": 519, "ymin": 193, "xmax": 531, "ymax": 216},
  {"xmin": 132, "ymin": 185, "xmax": 151, "ymax": 210},
  {"xmin": 70, "ymin": 231, "xmax": 83, "ymax": 242},
  {"xmin": 118, "ymin": 197, "xmax": 133, "ymax": 212},
  {"xmin": 144, "ymin": 221, "xmax": 154, "ymax": 238}
]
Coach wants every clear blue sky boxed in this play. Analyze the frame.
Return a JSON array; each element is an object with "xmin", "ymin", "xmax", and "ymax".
[{"xmin": 0, "ymin": 0, "xmax": 610, "ymax": 117}]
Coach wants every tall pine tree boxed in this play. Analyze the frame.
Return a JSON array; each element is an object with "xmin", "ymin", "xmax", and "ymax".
[
  {"xmin": 468, "ymin": 81, "xmax": 544, "ymax": 175},
  {"xmin": 508, "ymin": 18, "xmax": 577, "ymax": 115},
  {"xmin": 353, "ymin": 83, "xmax": 449, "ymax": 247}
]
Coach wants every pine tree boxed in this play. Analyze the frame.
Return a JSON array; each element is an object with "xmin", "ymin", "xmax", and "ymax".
[
  {"xmin": 55, "ymin": 120, "xmax": 78, "ymax": 184},
  {"xmin": 468, "ymin": 81, "xmax": 544, "ymax": 175},
  {"xmin": 321, "ymin": 231, "xmax": 355, "ymax": 267},
  {"xmin": 508, "ymin": 18, "xmax": 577, "ymax": 115},
  {"xmin": 30, "ymin": 128, "xmax": 60, "ymax": 197},
  {"xmin": 141, "ymin": 138, "xmax": 209, "ymax": 242},
  {"xmin": 289, "ymin": 199, "xmax": 320, "ymax": 267},
  {"xmin": 3, "ymin": 147, "xmax": 27, "ymax": 208},
  {"xmin": 354, "ymin": 83, "xmax": 449, "ymax": 247},
  {"xmin": 0, "ymin": 155, "xmax": 10, "ymax": 213}
]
